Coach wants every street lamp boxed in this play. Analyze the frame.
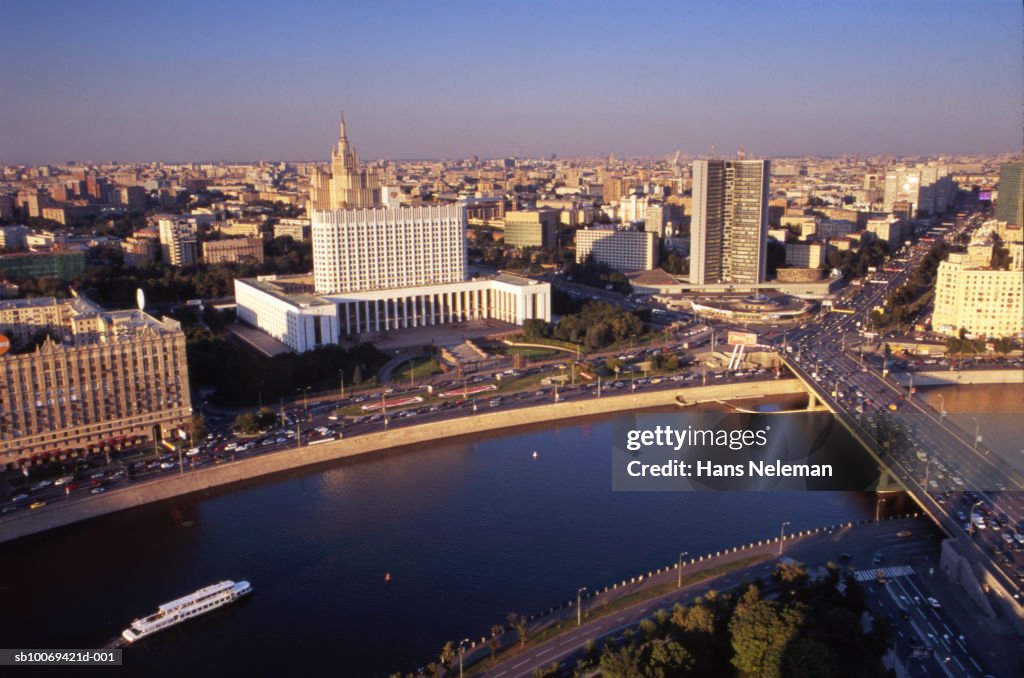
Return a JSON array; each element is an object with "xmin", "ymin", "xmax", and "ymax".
[
  {"xmin": 937, "ymin": 393, "xmax": 946, "ymax": 424},
  {"xmin": 971, "ymin": 416, "xmax": 981, "ymax": 453},
  {"xmin": 457, "ymin": 638, "xmax": 470, "ymax": 678},
  {"xmin": 875, "ymin": 496, "xmax": 887, "ymax": 524},
  {"xmin": 577, "ymin": 587, "xmax": 587, "ymax": 626},
  {"xmin": 778, "ymin": 521, "xmax": 791, "ymax": 555},
  {"xmin": 968, "ymin": 500, "xmax": 983, "ymax": 537},
  {"xmin": 677, "ymin": 551, "xmax": 689, "ymax": 588}
]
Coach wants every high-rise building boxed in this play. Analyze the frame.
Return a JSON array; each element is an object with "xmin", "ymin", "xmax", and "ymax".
[
  {"xmin": 995, "ymin": 162, "xmax": 1024, "ymax": 227},
  {"xmin": 308, "ymin": 115, "xmax": 381, "ymax": 211},
  {"xmin": 883, "ymin": 164, "xmax": 954, "ymax": 216},
  {"xmin": 311, "ymin": 205, "xmax": 466, "ymax": 295},
  {"xmin": 576, "ymin": 227, "xmax": 658, "ymax": 271},
  {"xmin": 158, "ymin": 218, "xmax": 198, "ymax": 267},
  {"xmin": 690, "ymin": 159, "xmax": 769, "ymax": 285},
  {"xmin": 0, "ymin": 297, "xmax": 191, "ymax": 466}
]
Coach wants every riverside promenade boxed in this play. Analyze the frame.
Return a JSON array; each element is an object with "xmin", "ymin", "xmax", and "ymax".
[{"xmin": 0, "ymin": 378, "xmax": 808, "ymax": 544}]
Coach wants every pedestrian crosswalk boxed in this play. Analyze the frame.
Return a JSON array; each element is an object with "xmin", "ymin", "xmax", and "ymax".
[{"xmin": 853, "ymin": 565, "xmax": 914, "ymax": 582}]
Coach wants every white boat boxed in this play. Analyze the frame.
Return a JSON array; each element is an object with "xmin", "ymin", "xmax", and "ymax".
[{"xmin": 121, "ymin": 580, "xmax": 252, "ymax": 643}]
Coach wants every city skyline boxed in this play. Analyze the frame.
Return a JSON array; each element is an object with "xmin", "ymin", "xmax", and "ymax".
[{"xmin": 1, "ymin": 1, "xmax": 1021, "ymax": 164}]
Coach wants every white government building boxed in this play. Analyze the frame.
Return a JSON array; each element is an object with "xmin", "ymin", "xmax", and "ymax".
[{"xmin": 235, "ymin": 203, "xmax": 551, "ymax": 352}]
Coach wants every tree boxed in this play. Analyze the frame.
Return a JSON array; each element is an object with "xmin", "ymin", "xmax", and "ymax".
[
  {"xmin": 438, "ymin": 641, "xmax": 455, "ymax": 671},
  {"xmin": 190, "ymin": 413, "xmax": 207, "ymax": 441},
  {"xmin": 782, "ymin": 637, "xmax": 833, "ymax": 678},
  {"xmin": 648, "ymin": 640, "xmax": 694, "ymax": 677},
  {"xmin": 729, "ymin": 586, "xmax": 806, "ymax": 678},
  {"xmin": 522, "ymin": 318, "xmax": 550, "ymax": 341},
  {"xmin": 489, "ymin": 624, "xmax": 504, "ymax": 660},
  {"xmin": 234, "ymin": 412, "xmax": 260, "ymax": 434},
  {"xmin": 507, "ymin": 612, "xmax": 529, "ymax": 647},
  {"xmin": 598, "ymin": 642, "xmax": 645, "ymax": 678}
]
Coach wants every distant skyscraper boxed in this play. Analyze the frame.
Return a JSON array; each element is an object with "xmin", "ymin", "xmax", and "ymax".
[
  {"xmin": 308, "ymin": 115, "xmax": 381, "ymax": 211},
  {"xmin": 158, "ymin": 218, "xmax": 198, "ymax": 267},
  {"xmin": 690, "ymin": 159, "xmax": 769, "ymax": 285},
  {"xmin": 995, "ymin": 162, "xmax": 1024, "ymax": 227}
]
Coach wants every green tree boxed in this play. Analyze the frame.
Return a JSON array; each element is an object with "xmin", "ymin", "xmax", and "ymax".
[
  {"xmin": 729, "ymin": 586, "xmax": 806, "ymax": 678},
  {"xmin": 648, "ymin": 640, "xmax": 694, "ymax": 677},
  {"xmin": 598, "ymin": 642, "xmax": 645, "ymax": 678}
]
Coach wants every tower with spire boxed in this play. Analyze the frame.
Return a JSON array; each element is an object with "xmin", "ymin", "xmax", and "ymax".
[{"xmin": 309, "ymin": 113, "xmax": 381, "ymax": 211}]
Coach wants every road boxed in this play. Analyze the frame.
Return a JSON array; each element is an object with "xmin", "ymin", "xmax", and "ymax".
[{"xmin": 476, "ymin": 518, "xmax": 999, "ymax": 677}]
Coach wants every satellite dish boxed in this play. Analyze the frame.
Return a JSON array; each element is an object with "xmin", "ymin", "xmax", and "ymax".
[{"xmin": 136, "ymin": 288, "xmax": 146, "ymax": 311}]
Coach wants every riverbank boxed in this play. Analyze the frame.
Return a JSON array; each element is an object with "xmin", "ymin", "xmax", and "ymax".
[
  {"xmin": 889, "ymin": 369, "xmax": 1024, "ymax": 387},
  {"xmin": 0, "ymin": 378, "xmax": 809, "ymax": 545}
]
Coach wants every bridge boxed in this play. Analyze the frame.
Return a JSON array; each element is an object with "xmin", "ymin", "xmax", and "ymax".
[{"xmin": 780, "ymin": 352, "xmax": 1024, "ymax": 630}]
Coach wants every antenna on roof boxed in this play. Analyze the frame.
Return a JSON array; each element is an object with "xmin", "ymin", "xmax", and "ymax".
[
  {"xmin": 711, "ymin": 144, "xmax": 716, "ymax": 159},
  {"xmin": 738, "ymin": 147, "xmax": 745, "ymax": 160}
]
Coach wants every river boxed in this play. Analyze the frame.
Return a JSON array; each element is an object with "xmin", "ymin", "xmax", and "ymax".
[{"xmin": 0, "ymin": 399, "xmax": 902, "ymax": 676}]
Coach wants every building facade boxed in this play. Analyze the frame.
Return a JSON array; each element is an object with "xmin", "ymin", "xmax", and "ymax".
[
  {"xmin": 503, "ymin": 209, "xmax": 558, "ymax": 248},
  {"xmin": 122, "ymin": 235, "xmax": 158, "ymax": 267},
  {"xmin": 311, "ymin": 204, "xmax": 466, "ymax": 295},
  {"xmin": 784, "ymin": 242, "xmax": 825, "ymax": 268},
  {"xmin": 236, "ymin": 274, "xmax": 550, "ymax": 353},
  {"xmin": 575, "ymin": 227, "xmax": 658, "ymax": 271},
  {"xmin": 0, "ymin": 297, "xmax": 192, "ymax": 466},
  {"xmin": 158, "ymin": 219, "xmax": 198, "ymax": 267},
  {"xmin": 690, "ymin": 159, "xmax": 769, "ymax": 285},
  {"xmin": 202, "ymin": 237, "xmax": 265, "ymax": 264},
  {"xmin": 0, "ymin": 251, "xmax": 85, "ymax": 280},
  {"xmin": 932, "ymin": 250, "xmax": 1023, "ymax": 339},
  {"xmin": 274, "ymin": 218, "xmax": 312, "ymax": 242},
  {"xmin": 996, "ymin": 162, "xmax": 1023, "ymax": 227}
]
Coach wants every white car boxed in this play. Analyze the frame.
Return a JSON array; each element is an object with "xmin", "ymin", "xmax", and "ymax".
[{"xmin": 926, "ymin": 597, "xmax": 941, "ymax": 609}]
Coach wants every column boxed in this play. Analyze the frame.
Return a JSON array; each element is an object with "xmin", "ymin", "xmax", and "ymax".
[
  {"xmin": 403, "ymin": 296, "xmax": 410, "ymax": 329},
  {"xmin": 348, "ymin": 302, "xmax": 354, "ymax": 335}
]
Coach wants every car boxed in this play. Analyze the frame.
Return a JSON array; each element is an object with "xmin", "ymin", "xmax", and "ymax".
[
  {"xmin": 159, "ymin": 462, "xmax": 175, "ymax": 470},
  {"xmin": 1002, "ymin": 532, "xmax": 1016, "ymax": 545},
  {"xmin": 896, "ymin": 530, "xmax": 912, "ymax": 538},
  {"xmin": 29, "ymin": 501, "xmax": 46, "ymax": 510},
  {"xmin": 91, "ymin": 487, "xmax": 106, "ymax": 494},
  {"xmin": 872, "ymin": 554, "xmax": 883, "ymax": 566},
  {"xmin": 926, "ymin": 597, "xmax": 941, "ymax": 609},
  {"xmin": 838, "ymin": 552, "xmax": 852, "ymax": 561},
  {"xmin": 11, "ymin": 494, "xmax": 28, "ymax": 502}
]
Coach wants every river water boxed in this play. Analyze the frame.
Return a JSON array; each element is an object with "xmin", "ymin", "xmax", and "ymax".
[{"xmin": 1, "ymin": 398, "xmax": 908, "ymax": 676}]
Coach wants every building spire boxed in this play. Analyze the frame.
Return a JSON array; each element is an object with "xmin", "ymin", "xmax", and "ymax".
[{"xmin": 339, "ymin": 110, "xmax": 347, "ymax": 141}]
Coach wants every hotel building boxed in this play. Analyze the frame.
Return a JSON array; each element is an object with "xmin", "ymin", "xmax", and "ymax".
[
  {"xmin": 575, "ymin": 227, "xmax": 658, "ymax": 271},
  {"xmin": 0, "ymin": 297, "xmax": 191, "ymax": 467},
  {"xmin": 690, "ymin": 159, "xmax": 770, "ymax": 285},
  {"xmin": 932, "ymin": 245, "xmax": 1023, "ymax": 339}
]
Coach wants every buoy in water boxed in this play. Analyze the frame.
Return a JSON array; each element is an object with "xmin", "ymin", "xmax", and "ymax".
[{"xmin": 385, "ymin": 572, "xmax": 392, "ymax": 582}]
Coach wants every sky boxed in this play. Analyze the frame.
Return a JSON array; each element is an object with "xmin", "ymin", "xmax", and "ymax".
[{"xmin": 1, "ymin": 0, "xmax": 1021, "ymax": 164}]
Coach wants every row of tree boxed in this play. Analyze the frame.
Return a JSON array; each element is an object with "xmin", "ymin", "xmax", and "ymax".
[{"xmin": 410, "ymin": 561, "xmax": 890, "ymax": 678}]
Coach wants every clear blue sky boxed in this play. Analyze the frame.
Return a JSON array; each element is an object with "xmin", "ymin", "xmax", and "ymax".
[{"xmin": 1, "ymin": 0, "xmax": 1020, "ymax": 163}]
